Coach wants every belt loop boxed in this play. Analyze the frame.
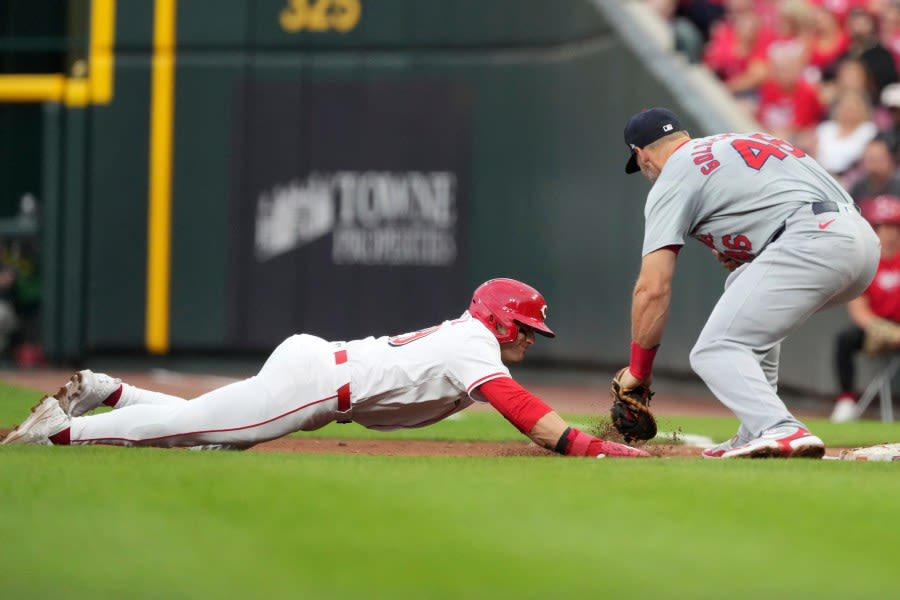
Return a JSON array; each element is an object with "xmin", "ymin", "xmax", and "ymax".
[{"xmin": 334, "ymin": 349, "xmax": 352, "ymax": 423}]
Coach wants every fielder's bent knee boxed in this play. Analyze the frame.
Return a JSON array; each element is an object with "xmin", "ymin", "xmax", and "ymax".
[{"xmin": 689, "ymin": 341, "xmax": 718, "ymax": 376}]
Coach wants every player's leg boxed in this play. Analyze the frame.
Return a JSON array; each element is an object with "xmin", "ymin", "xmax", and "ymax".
[
  {"xmin": 761, "ymin": 343, "xmax": 780, "ymax": 392},
  {"xmin": 56, "ymin": 369, "xmax": 188, "ymax": 417},
  {"xmin": 690, "ymin": 261, "xmax": 804, "ymax": 441},
  {"xmin": 716, "ymin": 343, "xmax": 781, "ymax": 447},
  {"xmin": 831, "ymin": 325, "xmax": 864, "ymax": 422},
  {"xmin": 834, "ymin": 326, "xmax": 864, "ymax": 394},
  {"xmin": 69, "ymin": 335, "xmax": 341, "ymax": 448},
  {"xmin": 692, "ymin": 211, "xmax": 878, "ymax": 448}
]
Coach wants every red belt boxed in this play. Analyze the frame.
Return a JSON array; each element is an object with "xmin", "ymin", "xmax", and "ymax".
[{"xmin": 335, "ymin": 349, "xmax": 351, "ymax": 422}]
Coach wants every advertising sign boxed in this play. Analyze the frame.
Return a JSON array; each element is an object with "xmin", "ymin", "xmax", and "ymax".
[{"xmin": 228, "ymin": 80, "xmax": 471, "ymax": 348}]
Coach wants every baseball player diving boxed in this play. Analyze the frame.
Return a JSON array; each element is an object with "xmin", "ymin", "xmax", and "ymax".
[
  {"xmin": 614, "ymin": 107, "xmax": 880, "ymax": 458},
  {"xmin": 2, "ymin": 278, "xmax": 649, "ymax": 458}
]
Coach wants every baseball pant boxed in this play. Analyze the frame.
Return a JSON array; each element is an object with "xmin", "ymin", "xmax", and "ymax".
[
  {"xmin": 69, "ymin": 334, "xmax": 345, "ymax": 448},
  {"xmin": 689, "ymin": 206, "xmax": 879, "ymax": 441}
]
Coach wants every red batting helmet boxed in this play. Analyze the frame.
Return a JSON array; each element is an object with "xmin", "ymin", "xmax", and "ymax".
[
  {"xmin": 862, "ymin": 195, "xmax": 900, "ymax": 226},
  {"xmin": 470, "ymin": 278, "xmax": 555, "ymax": 344}
]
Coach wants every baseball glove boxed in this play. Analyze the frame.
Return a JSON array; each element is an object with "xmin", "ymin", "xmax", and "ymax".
[
  {"xmin": 863, "ymin": 317, "xmax": 900, "ymax": 355},
  {"xmin": 610, "ymin": 368, "xmax": 657, "ymax": 443}
]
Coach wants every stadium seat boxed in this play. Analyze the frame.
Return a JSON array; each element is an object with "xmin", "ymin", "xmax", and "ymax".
[{"xmin": 854, "ymin": 354, "xmax": 899, "ymax": 422}]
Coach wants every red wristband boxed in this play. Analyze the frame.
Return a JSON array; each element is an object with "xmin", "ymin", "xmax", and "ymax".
[
  {"xmin": 558, "ymin": 427, "xmax": 598, "ymax": 456},
  {"xmin": 629, "ymin": 341, "xmax": 659, "ymax": 381},
  {"xmin": 556, "ymin": 426, "xmax": 650, "ymax": 458}
]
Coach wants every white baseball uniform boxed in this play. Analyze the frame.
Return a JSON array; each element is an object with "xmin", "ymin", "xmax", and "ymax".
[
  {"xmin": 69, "ymin": 312, "xmax": 511, "ymax": 448},
  {"xmin": 643, "ymin": 132, "xmax": 880, "ymax": 441}
]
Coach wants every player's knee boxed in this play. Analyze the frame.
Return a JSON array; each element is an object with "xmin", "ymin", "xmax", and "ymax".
[{"xmin": 689, "ymin": 340, "xmax": 718, "ymax": 375}]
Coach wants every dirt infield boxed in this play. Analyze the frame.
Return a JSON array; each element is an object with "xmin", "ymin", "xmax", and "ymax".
[
  {"xmin": 250, "ymin": 437, "xmax": 704, "ymax": 458},
  {"xmin": 0, "ymin": 367, "xmax": 840, "ymax": 458}
]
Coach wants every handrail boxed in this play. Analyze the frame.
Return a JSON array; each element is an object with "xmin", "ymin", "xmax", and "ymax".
[{"xmin": 0, "ymin": 0, "xmax": 115, "ymax": 105}]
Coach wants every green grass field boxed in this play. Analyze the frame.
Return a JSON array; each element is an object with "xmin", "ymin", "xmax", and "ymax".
[{"xmin": 2, "ymin": 380, "xmax": 899, "ymax": 599}]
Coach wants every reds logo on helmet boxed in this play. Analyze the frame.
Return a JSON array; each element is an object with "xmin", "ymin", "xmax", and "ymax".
[{"xmin": 470, "ymin": 278, "xmax": 556, "ymax": 344}]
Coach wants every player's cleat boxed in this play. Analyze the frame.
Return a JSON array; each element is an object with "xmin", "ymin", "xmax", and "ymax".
[
  {"xmin": 712, "ymin": 426, "xmax": 825, "ymax": 459},
  {"xmin": 830, "ymin": 397, "xmax": 857, "ymax": 423},
  {"xmin": 597, "ymin": 439, "xmax": 651, "ymax": 457},
  {"xmin": 54, "ymin": 370, "xmax": 122, "ymax": 417},
  {"xmin": 1, "ymin": 397, "xmax": 70, "ymax": 445},
  {"xmin": 701, "ymin": 436, "xmax": 741, "ymax": 459}
]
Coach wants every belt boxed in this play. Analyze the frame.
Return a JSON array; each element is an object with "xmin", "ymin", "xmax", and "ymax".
[
  {"xmin": 771, "ymin": 201, "xmax": 860, "ymax": 244},
  {"xmin": 811, "ymin": 201, "xmax": 860, "ymax": 215},
  {"xmin": 335, "ymin": 349, "xmax": 352, "ymax": 423}
]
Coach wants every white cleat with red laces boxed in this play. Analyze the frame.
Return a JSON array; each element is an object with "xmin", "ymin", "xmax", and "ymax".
[{"xmin": 703, "ymin": 426, "xmax": 824, "ymax": 459}]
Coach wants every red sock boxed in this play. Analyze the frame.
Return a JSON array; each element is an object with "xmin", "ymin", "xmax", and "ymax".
[
  {"xmin": 49, "ymin": 428, "xmax": 71, "ymax": 445},
  {"xmin": 103, "ymin": 386, "xmax": 123, "ymax": 407}
]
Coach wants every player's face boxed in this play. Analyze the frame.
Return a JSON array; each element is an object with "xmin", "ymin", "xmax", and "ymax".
[
  {"xmin": 499, "ymin": 324, "xmax": 535, "ymax": 364},
  {"xmin": 876, "ymin": 223, "xmax": 900, "ymax": 258}
]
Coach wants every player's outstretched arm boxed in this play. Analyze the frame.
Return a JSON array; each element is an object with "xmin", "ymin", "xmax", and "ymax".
[{"xmin": 477, "ymin": 378, "xmax": 649, "ymax": 458}]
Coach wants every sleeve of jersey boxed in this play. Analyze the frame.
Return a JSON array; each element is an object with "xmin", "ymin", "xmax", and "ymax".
[
  {"xmin": 642, "ymin": 178, "xmax": 692, "ymax": 257},
  {"xmin": 477, "ymin": 377, "xmax": 553, "ymax": 434},
  {"xmin": 449, "ymin": 324, "xmax": 511, "ymax": 395}
]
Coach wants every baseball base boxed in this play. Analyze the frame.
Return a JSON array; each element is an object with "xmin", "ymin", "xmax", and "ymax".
[{"xmin": 836, "ymin": 443, "xmax": 900, "ymax": 461}]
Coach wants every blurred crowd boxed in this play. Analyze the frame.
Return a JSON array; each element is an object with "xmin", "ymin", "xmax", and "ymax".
[{"xmin": 652, "ymin": 0, "xmax": 900, "ymax": 193}]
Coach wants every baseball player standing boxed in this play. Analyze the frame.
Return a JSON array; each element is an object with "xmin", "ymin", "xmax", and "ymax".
[
  {"xmin": 3, "ymin": 278, "xmax": 649, "ymax": 458},
  {"xmin": 617, "ymin": 107, "xmax": 880, "ymax": 458}
]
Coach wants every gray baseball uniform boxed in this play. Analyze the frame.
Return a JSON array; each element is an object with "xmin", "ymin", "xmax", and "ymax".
[{"xmin": 644, "ymin": 132, "xmax": 880, "ymax": 440}]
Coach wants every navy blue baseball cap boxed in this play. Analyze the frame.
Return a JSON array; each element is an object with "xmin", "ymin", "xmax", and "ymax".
[{"xmin": 624, "ymin": 107, "xmax": 685, "ymax": 174}]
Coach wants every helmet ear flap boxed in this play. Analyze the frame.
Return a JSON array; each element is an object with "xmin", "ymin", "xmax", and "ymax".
[
  {"xmin": 470, "ymin": 279, "xmax": 534, "ymax": 344},
  {"xmin": 470, "ymin": 298, "xmax": 509, "ymax": 343}
]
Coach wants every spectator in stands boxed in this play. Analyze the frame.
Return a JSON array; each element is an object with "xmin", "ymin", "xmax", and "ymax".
[
  {"xmin": 830, "ymin": 194, "xmax": 900, "ymax": 422},
  {"xmin": 812, "ymin": 88, "xmax": 879, "ymax": 184},
  {"xmin": 816, "ymin": 57, "xmax": 872, "ymax": 115},
  {"xmin": 0, "ymin": 262, "xmax": 18, "ymax": 359},
  {"xmin": 675, "ymin": 0, "xmax": 726, "ymax": 44},
  {"xmin": 647, "ymin": 0, "xmax": 706, "ymax": 63},
  {"xmin": 848, "ymin": 136, "xmax": 900, "ymax": 201},
  {"xmin": 829, "ymin": 7, "xmax": 899, "ymax": 103},
  {"xmin": 769, "ymin": 0, "xmax": 816, "ymax": 56},
  {"xmin": 0, "ymin": 237, "xmax": 44, "ymax": 368},
  {"xmin": 708, "ymin": 0, "xmax": 815, "ymax": 115},
  {"xmin": 808, "ymin": 0, "xmax": 850, "ymax": 79},
  {"xmin": 755, "ymin": 40, "xmax": 825, "ymax": 149},
  {"xmin": 819, "ymin": 0, "xmax": 867, "ymax": 24},
  {"xmin": 880, "ymin": 0, "xmax": 900, "ymax": 72},
  {"xmin": 818, "ymin": 56, "xmax": 872, "ymax": 109},
  {"xmin": 703, "ymin": 0, "xmax": 777, "ymax": 105},
  {"xmin": 878, "ymin": 82, "xmax": 900, "ymax": 153}
]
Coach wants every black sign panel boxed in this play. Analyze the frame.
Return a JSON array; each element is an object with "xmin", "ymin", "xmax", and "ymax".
[{"xmin": 228, "ymin": 79, "xmax": 471, "ymax": 349}]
